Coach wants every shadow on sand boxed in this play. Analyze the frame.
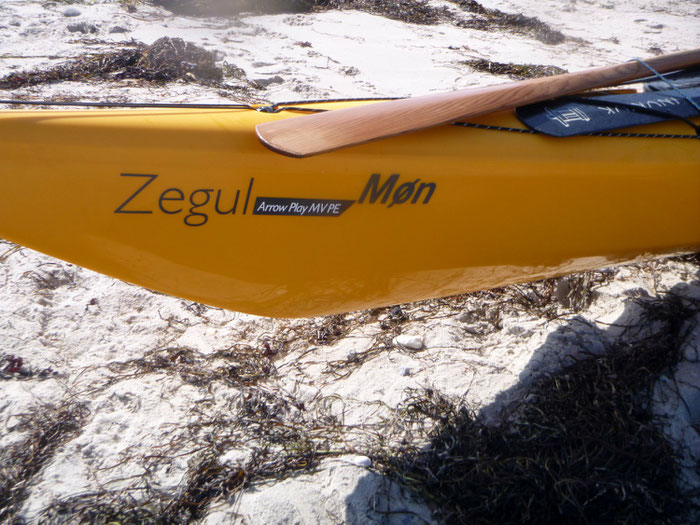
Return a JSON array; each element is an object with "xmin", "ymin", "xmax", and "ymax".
[{"xmin": 349, "ymin": 268, "xmax": 700, "ymax": 524}]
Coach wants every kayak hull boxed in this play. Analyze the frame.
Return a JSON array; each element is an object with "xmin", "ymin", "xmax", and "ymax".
[{"xmin": 1, "ymin": 102, "xmax": 698, "ymax": 317}]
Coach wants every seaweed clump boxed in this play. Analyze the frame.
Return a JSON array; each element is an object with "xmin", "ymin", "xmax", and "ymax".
[
  {"xmin": 150, "ymin": 0, "xmax": 317, "ymax": 16},
  {"xmin": 454, "ymin": 0, "xmax": 567, "ymax": 44},
  {"xmin": 315, "ymin": 0, "xmax": 449, "ymax": 24},
  {"xmin": 464, "ymin": 58, "xmax": 568, "ymax": 79},
  {"xmin": 0, "ymin": 402, "xmax": 90, "ymax": 521},
  {"xmin": 0, "ymin": 37, "xmax": 223, "ymax": 90},
  {"xmin": 100, "ymin": 344, "xmax": 277, "ymax": 390},
  {"xmin": 37, "ymin": 387, "xmax": 340, "ymax": 523},
  {"xmin": 39, "ymin": 453, "xmax": 247, "ymax": 524},
  {"xmin": 153, "ymin": 0, "xmax": 452, "ymax": 25},
  {"xmin": 150, "ymin": 0, "xmax": 565, "ymax": 40},
  {"xmin": 373, "ymin": 291, "xmax": 700, "ymax": 524}
]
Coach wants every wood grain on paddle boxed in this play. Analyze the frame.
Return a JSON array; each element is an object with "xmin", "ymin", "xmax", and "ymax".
[{"xmin": 256, "ymin": 48, "xmax": 700, "ymax": 157}]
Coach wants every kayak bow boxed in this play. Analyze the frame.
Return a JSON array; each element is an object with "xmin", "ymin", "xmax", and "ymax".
[{"xmin": 0, "ymin": 101, "xmax": 698, "ymax": 317}]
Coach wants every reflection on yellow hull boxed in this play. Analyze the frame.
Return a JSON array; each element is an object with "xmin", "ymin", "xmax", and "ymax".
[{"xmin": 0, "ymin": 101, "xmax": 698, "ymax": 317}]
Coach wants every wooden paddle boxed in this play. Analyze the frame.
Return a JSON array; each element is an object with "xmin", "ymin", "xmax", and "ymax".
[{"xmin": 256, "ymin": 48, "xmax": 700, "ymax": 157}]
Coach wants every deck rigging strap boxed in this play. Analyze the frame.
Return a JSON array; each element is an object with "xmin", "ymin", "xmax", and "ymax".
[
  {"xmin": 255, "ymin": 97, "xmax": 400, "ymax": 113},
  {"xmin": 268, "ymin": 95, "xmax": 700, "ymax": 139},
  {"xmin": 0, "ymin": 99, "xmax": 256, "ymax": 109},
  {"xmin": 273, "ymin": 95, "xmax": 700, "ymax": 139},
  {"xmin": 0, "ymin": 97, "xmax": 399, "ymax": 111},
  {"xmin": 0, "ymin": 95, "xmax": 697, "ymax": 139},
  {"xmin": 635, "ymin": 59, "xmax": 700, "ymax": 113}
]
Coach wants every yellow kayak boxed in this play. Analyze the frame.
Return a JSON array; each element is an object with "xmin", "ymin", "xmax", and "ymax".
[{"xmin": 0, "ymin": 101, "xmax": 698, "ymax": 317}]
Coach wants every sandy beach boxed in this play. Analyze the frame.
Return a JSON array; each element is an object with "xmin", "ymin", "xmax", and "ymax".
[{"xmin": 0, "ymin": 1, "xmax": 698, "ymax": 523}]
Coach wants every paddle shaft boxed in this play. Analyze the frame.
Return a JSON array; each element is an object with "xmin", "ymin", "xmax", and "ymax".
[{"xmin": 256, "ymin": 48, "xmax": 700, "ymax": 157}]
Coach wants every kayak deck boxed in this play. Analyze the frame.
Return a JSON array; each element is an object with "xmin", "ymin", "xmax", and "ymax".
[{"xmin": 0, "ymin": 101, "xmax": 698, "ymax": 317}]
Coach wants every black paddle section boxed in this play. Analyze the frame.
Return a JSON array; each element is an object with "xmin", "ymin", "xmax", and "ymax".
[{"xmin": 515, "ymin": 88, "xmax": 700, "ymax": 137}]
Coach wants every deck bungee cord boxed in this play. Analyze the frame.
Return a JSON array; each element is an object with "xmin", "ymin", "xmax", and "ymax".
[
  {"xmin": 453, "ymin": 122, "xmax": 700, "ymax": 140},
  {"xmin": 1, "ymin": 93, "xmax": 697, "ymax": 139},
  {"xmin": 0, "ymin": 99, "xmax": 256, "ymax": 109},
  {"xmin": 0, "ymin": 97, "xmax": 399, "ymax": 111},
  {"xmin": 634, "ymin": 58, "xmax": 700, "ymax": 112}
]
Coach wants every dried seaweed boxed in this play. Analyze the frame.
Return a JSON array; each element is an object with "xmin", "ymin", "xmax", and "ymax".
[
  {"xmin": 453, "ymin": 0, "xmax": 567, "ymax": 44},
  {"xmin": 327, "ymin": 0, "xmax": 567, "ymax": 43},
  {"xmin": 464, "ymin": 58, "xmax": 568, "ymax": 80},
  {"xmin": 150, "ymin": 0, "xmax": 317, "ymax": 17},
  {"xmin": 0, "ymin": 353, "xmax": 59, "ymax": 381},
  {"xmin": 315, "ymin": 0, "xmax": 449, "ymax": 25},
  {"xmin": 372, "ymin": 290, "xmax": 700, "ymax": 524},
  {"xmin": 42, "ymin": 494, "xmax": 161, "ymax": 525},
  {"xmin": 9, "ymin": 257, "xmax": 699, "ymax": 523},
  {"xmin": 104, "ymin": 344, "xmax": 276, "ymax": 389},
  {"xmin": 0, "ymin": 402, "xmax": 90, "ymax": 521},
  {"xmin": 0, "ymin": 37, "xmax": 223, "ymax": 90},
  {"xmin": 160, "ymin": 453, "xmax": 248, "ymax": 521},
  {"xmin": 36, "ymin": 387, "xmax": 345, "ymax": 523},
  {"xmin": 151, "ymin": 0, "xmax": 448, "ymax": 24},
  {"xmin": 149, "ymin": 0, "xmax": 566, "ymax": 42}
]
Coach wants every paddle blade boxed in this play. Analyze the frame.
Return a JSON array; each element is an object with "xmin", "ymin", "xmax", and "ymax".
[{"xmin": 256, "ymin": 48, "xmax": 700, "ymax": 157}]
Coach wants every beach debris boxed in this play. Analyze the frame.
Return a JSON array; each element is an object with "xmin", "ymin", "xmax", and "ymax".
[
  {"xmin": 252, "ymin": 75, "xmax": 284, "ymax": 88},
  {"xmin": 455, "ymin": 0, "xmax": 567, "ymax": 44},
  {"xmin": 399, "ymin": 365, "xmax": 414, "ymax": 376},
  {"xmin": 554, "ymin": 272, "xmax": 599, "ymax": 312},
  {"xmin": 0, "ymin": 37, "xmax": 225, "ymax": 89},
  {"xmin": 1, "ymin": 354, "xmax": 58, "ymax": 380},
  {"xmin": 1, "ymin": 355, "xmax": 25, "ymax": 378},
  {"xmin": 394, "ymin": 334, "xmax": 424, "ymax": 350},
  {"xmin": 5, "ymin": 355, "xmax": 23, "ymax": 374},
  {"xmin": 67, "ymin": 22, "xmax": 98, "ymax": 34},
  {"xmin": 318, "ymin": 0, "xmax": 450, "ymax": 24},
  {"xmin": 0, "ymin": 402, "xmax": 90, "ymax": 522},
  {"xmin": 390, "ymin": 305, "xmax": 407, "ymax": 321},
  {"xmin": 151, "ymin": 0, "xmax": 317, "ymax": 16},
  {"xmin": 105, "ymin": 345, "xmax": 276, "ymax": 388},
  {"xmin": 85, "ymin": 297, "xmax": 100, "ymax": 313},
  {"xmin": 2, "ymin": 261, "xmax": 696, "ymax": 523},
  {"xmin": 464, "ymin": 58, "xmax": 568, "ymax": 79},
  {"xmin": 342, "ymin": 455, "xmax": 372, "ymax": 467},
  {"xmin": 148, "ymin": 0, "xmax": 567, "ymax": 43},
  {"xmin": 62, "ymin": 7, "xmax": 82, "ymax": 17},
  {"xmin": 313, "ymin": 314, "xmax": 352, "ymax": 345}
]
